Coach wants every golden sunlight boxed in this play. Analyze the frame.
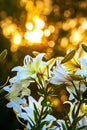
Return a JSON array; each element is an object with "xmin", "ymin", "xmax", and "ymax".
[
  {"xmin": 60, "ymin": 37, "xmax": 68, "ymax": 48},
  {"xmin": 26, "ymin": 22, "xmax": 33, "ymax": 30},
  {"xmin": 81, "ymin": 19, "xmax": 87, "ymax": 30},
  {"xmin": 70, "ymin": 30, "xmax": 82, "ymax": 45},
  {"xmin": 13, "ymin": 33, "xmax": 22, "ymax": 45},
  {"xmin": 24, "ymin": 29, "xmax": 43, "ymax": 43},
  {"xmin": 33, "ymin": 16, "xmax": 45, "ymax": 29}
]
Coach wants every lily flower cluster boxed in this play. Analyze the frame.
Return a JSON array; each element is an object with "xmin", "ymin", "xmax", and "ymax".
[{"xmin": 3, "ymin": 44, "xmax": 87, "ymax": 130}]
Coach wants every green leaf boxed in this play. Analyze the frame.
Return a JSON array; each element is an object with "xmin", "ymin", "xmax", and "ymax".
[
  {"xmin": 69, "ymin": 114, "xmax": 86, "ymax": 130},
  {"xmin": 28, "ymin": 116, "xmax": 36, "ymax": 127},
  {"xmin": 0, "ymin": 49, "xmax": 7, "ymax": 62},
  {"xmin": 72, "ymin": 92, "xmax": 80, "ymax": 101},
  {"xmin": 0, "ymin": 88, "xmax": 5, "ymax": 94},
  {"xmin": 33, "ymin": 103, "xmax": 39, "ymax": 117},
  {"xmin": 33, "ymin": 103, "xmax": 39, "ymax": 124},
  {"xmin": 42, "ymin": 107, "xmax": 50, "ymax": 120},
  {"xmin": 82, "ymin": 44, "xmax": 87, "ymax": 52},
  {"xmin": 38, "ymin": 121, "xmax": 47, "ymax": 130},
  {"xmin": 41, "ymin": 98, "xmax": 49, "ymax": 107},
  {"xmin": 81, "ymin": 99, "xmax": 87, "ymax": 103},
  {"xmin": 72, "ymin": 105, "xmax": 76, "ymax": 119},
  {"xmin": 61, "ymin": 122, "xmax": 67, "ymax": 130},
  {"xmin": 76, "ymin": 125, "xmax": 87, "ymax": 130},
  {"xmin": 72, "ymin": 115, "xmax": 85, "ymax": 127},
  {"xmin": 84, "ymin": 82, "xmax": 87, "ymax": 87},
  {"xmin": 61, "ymin": 50, "xmax": 75, "ymax": 64},
  {"xmin": 82, "ymin": 89, "xmax": 87, "ymax": 99}
]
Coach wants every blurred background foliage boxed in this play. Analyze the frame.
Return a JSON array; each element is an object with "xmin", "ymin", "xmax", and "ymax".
[{"xmin": 0, "ymin": 0, "xmax": 87, "ymax": 129}]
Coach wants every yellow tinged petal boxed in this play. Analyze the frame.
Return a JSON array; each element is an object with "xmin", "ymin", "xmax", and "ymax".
[
  {"xmin": 32, "ymin": 51, "xmax": 40, "ymax": 56},
  {"xmin": 47, "ymin": 58, "xmax": 56, "ymax": 70},
  {"xmin": 64, "ymin": 59, "xmax": 81, "ymax": 72}
]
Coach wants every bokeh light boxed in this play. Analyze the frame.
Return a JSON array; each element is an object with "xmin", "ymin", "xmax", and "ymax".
[
  {"xmin": 44, "ymin": 29, "xmax": 51, "ymax": 37},
  {"xmin": 13, "ymin": 33, "xmax": 22, "ymax": 45},
  {"xmin": 25, "ymin": 22, "xmax": 33, "ymax": 30},
  {"xmin": 33, "ymin": 16, "xmax": 45, "ymax": 29},
  {"xmin": 24, "ymin": 29, "xmax": 43, "ymax": 44},
  {"xmin": 1, "ymin": 0, "xmax": 87, "ymax": 56}
]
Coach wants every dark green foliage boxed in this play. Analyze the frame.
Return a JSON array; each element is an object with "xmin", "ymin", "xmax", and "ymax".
[{"xmin": 82, "ymin": 89, "xmax": 87, "ymax": 99}]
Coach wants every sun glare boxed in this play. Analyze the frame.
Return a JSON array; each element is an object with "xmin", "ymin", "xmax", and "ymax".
[
  {"xmin": 70, "ymin": 30, "xmax": 82, "ymax": 45},
  {"xmin": 33, "ymin": 16, "xmax": 45, "ymax": 29},
  {"xmin": 26, "ymin": 22, "xmax": 33, "ymax": 30},
  {"xmin": 24, "ymin": 29, "xmax": 43, "ymax": 43},
  {"xmin": 13, "ymin": 33, "xmax": 22, "ymax": 45}
]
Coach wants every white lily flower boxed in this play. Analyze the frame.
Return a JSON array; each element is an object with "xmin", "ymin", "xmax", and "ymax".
[
  {"xmin": 18, "ymin": 96, "xmax": 57, "ymax": 130},
  {"xmin": 10, "ymin": 53, "xmax": 55, "ymax": 89},
  {"xmin": 20, "ymin": 96, "xmax": 50, "ymax": 115},
  {"xmin": 3, "ymin": 81, "xmax": 31, "ymax": 113},
  {"xmin": 10, "ymin": 53, "xmax": 46, "ymax": 83},
  {"xmin": 50, "ymin": 61, "xmax": 72, "ymax": 85}
]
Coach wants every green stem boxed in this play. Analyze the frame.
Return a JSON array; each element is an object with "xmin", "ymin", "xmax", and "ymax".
[{"xmin": 71, "ymin": 81, "xmax": 80, "ymax": 100}]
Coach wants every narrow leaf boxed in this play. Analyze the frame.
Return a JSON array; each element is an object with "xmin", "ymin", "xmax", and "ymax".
[
  {"xmin": 0, "ymin": 49, "xmax": 7, "ymax": 62},
  {"xmin": 72, "ymin": 92, "xmax": 80, "ymax": 101},
  {"xmin": 73, "ymin": 115, "xmax": 85, "ymax": 126},
  {"xmin": 82, "ymin": 89, "xmax": 87, "ymax": 99},
  {"xmin": 28, "ymin": 116, "xmax": 35, "ymax": 126},
  {"xmin": 61, "ymin": 50, "xmax": 75, "ymax": 64},
  {"xmin": 76, "ymin": 125, "xmax": 87, "ymax": 130},
  {"xmin": 38, "ymin": 121, "xmax": 47, "ymax": 129},
  {"xmin": 61, "ymin": 122, "xmax": 67, "ymax": 130},
  {"xmin": 81, "ymin": 99, "xmax": 87, "ymax": 103},
  {"xmin": 82, "ymin": 44, "xmax": 87, "ymax": 52},
  {"xmin": 33, "ymin": 103, "xmax": 39, "ymax": 117},
  {"xmin": 72, "ymin": 105, "xmax": 76, "ymax": 119},
  {"xmin": 33, "ymin": 103, "xmax": 39, "ymax": 124}
]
